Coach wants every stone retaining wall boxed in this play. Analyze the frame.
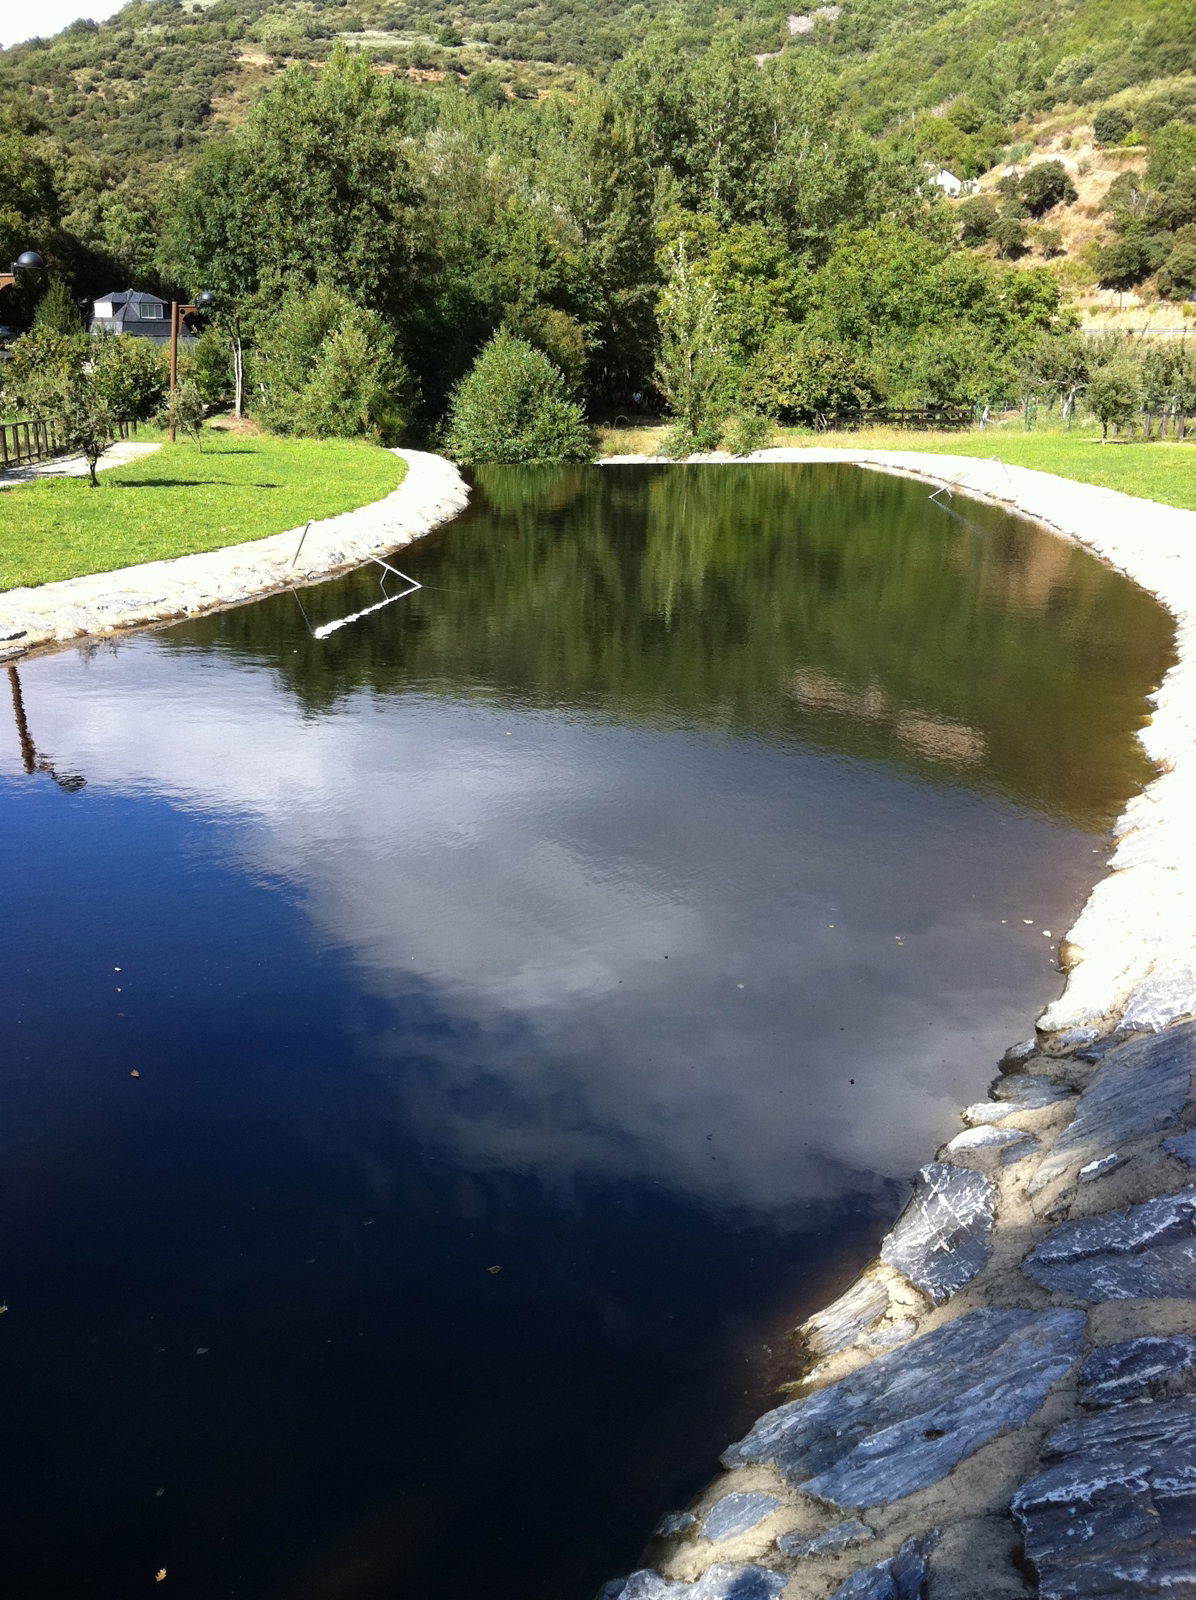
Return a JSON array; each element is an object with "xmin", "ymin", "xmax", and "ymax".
[
  {"xmin": 0, "ymin": 447, "xmax": 470, "ymax": 663},
  {"xmin": 598, "ymin": 450, "xmax": 1196, "ymax": 1600}
]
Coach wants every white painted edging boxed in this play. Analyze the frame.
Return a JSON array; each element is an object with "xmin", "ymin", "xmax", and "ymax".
[
  {"xmin": 0, "ymin": 448, "xmax": 470, "ymax": 662},
  {"xmin": 602, "ymin": 447, "xmax": 1196, "ymax": 1045}
]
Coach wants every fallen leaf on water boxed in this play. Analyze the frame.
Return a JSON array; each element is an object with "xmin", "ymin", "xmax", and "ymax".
[
  {"xmin": 487, "ymin": 1265, "xmax": 503, "ymax": 1275},
  {"xmin": 130, "ymin": 1070, "xmax": 140, "ymax": 1079},
  {"xmin": 155, "ymin": 1570, "xmax": 166, "ymax": 1583}
]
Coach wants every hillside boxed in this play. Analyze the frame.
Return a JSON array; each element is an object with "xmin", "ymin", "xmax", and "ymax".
[
  {"xmin": 2, "ymin": 0, "xmax": 1194, "ymax": 448},
  {"xmin": 2, "ymin": 0, "xmax": 1193, "ymax": 165}
]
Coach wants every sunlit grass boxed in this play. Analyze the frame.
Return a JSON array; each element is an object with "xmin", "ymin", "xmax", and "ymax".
[
  {"xmin": 0, "ymin": 429, "xmax": 405, "ymax": 591},
  {"xmin": 596, "ymin": 420, "xmax": 1196, "ymax": 513}
]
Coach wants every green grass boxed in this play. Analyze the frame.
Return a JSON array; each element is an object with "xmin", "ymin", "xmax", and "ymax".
[
  {"xmin": 596, "ymin": 421, "xmax": 1196, "ymax": 513},
  {"xmin": 0, "ymin": 430, "xmax": 406, "ymax": 591}
]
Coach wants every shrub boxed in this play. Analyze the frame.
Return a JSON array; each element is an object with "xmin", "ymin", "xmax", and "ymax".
[
  {"xmin": 444, "ymin": 331, "xmax": 593, "ymax": 463},
  {"xmin": 252, "ymin": 285, "xmax": 412, "ymax": 443},
  {"xmin": 958, "ymin": 195, "xmax": 999, "ymax": 245},
  {"xmin": 1088, "ymin": 360, "xmax": 1142, "ymax": 437},
  {"xmin": 1018, "ymin": 161, "xmax": 1078, "ymax": 217},
  {"xmin": 992, "ymin": 215, "xmax": 1028, "ymax": 258},
  {"xmin": 1034, "ymin": 225, "xmax": 1065, "ymax": 258},
  {"xmin": 1159, "ymin": 237, "xmax": 1196, "ymax": 299},
  {"xmin": 163, "ymin": 377, "xmax": 206, "ymax": 448},
  {"xmin": 752, "ymin": 332, "xmax": 885, "ymax": 424},
  {"xmin": 1094, "ymin": 105, "xmax": 1132, "ymax": 146},
  {"xmin": 32, "ymin": 277, "xmax": 82, "ymax": 334},
  {"xmin": 1094, "ymin": 232, "xmax": 1168, "ymax": 290},
  {"xmin": 724, "ymin": 410, "xmax": 773, "ymax": 455}
]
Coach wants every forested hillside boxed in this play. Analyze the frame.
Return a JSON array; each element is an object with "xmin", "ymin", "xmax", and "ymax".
[{"xmin": 2, "ymin": 0, "xmax": 1195, "ymax": 451}]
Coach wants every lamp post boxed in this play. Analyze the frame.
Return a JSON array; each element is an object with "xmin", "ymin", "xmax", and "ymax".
[
  {"xmin": 0, "ymin": 250, "xmax": 45, "ymax": 294},
  {"xmin": 168, "ymin": 288, "xmax": 216, "ymax": 442}
]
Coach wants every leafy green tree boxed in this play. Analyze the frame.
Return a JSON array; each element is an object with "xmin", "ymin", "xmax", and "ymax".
[
  {"xmin": 1159, "ymin": 234, "xmax": 1196, "ymax": 299},
  {"xmin": 1088, "ymin": 360, "xmax": 1142, "ymax": 439},
  {"xmin": 654, "ymin": 241, "xmax": 727, "ymax": 455},
  {"xmin": 444, "ymin": 330, "xmax": 592, "ymax": 463},
  {"xmin": 958, "ymin": 195, "xmax": 999, "ymax": 245},
  {"xmin": 251, "ymin": 284, "xmax": 412, "ymax": 443},
  {"xmin": 1018, "ymin": 161, "xmax": 1077, "ymax": 217},
  {"xmin": 1095, "ymin": 231, "xmax": 1166, "ymax": 290},
  {"xmin": 1093, "ymin": 105, "xmax": 1132, "ymax": 145},
  {"xmin": 751, "ymin": 331, "xmax": 884, "ymax": 424},
  {"xmin": 32, "ymin": 276, "xmax": 81, "ymax": 332},
  {"xmin": 92, "ymin": 331, "xmax": 169, "ymax": 420},
  {"xmin": 992, "ymin": 214, "xmax": 1028, "ymax": 258}
]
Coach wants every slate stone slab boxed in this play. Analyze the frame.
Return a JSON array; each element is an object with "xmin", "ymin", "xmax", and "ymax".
[
  {"xmin": 654, "ymin": 1512, "xmax": 698, "ymax": 1539},
  {"xmin": 1011, "ymin": 1395, "xmax": 1196, "ymax": 1599},
  {"xmin": 1078, "ymin": 1153, "xmax": 1128, "ymax": 1183},
  {"xmin": 828, "ymin": 1531, "xmax": 939, "ymax": 1600},
  {"xmin": 1002, "ymin": 1135, "xmax": 1041, "ymax": 1166},
  {"xmin": 991, "ymin": 1075, "xmax": 1073, "ymax": 1108},
  {"xmin": 879, "ymin": 1163, "xmax": 995, "ymax": 1304},
  {"xmin": 778, "ymin": 1520, "xmax": 875, "ymax": 1558},
  {"xmin": 943, "ymin": 1125, "xmax": 1032, "ymax": 1155},
  {"xmin": 599, "ymin": 1564, "xmax": 787, "ymax": 1600},
  {"xmin": 1027, "ymin": 1022, "xmax": 1196, "ymax": 1195},
  {"xmin": 1079, "ymin": 1335, "xmax": 1196, "ymax": 1407},
  {"xmin": 1023, "ymin": 1185, "xmax": 1196, "ymax": 1300},
  {"xmin": 702, "ymin": 1494, "xmax": 780, "ymax": 1543},
  {"xmin": 722, "ymin": 1308, "xmax": 1085, "ymax": 1508},
  {"xmin": 1165, "ymin": 1129, "xmax": 1196, "ymax": 1168},
  {"xmin": 802, "ymin": 1275, "xmax": 891, "ymax": 1359}
]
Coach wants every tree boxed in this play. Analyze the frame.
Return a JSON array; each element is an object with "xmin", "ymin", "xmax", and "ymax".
[
  {"xmin": 252, "ymin": 285, "xmax": 412, "ymax": 443},
  {"xmin": 751, "ymin": 331, "xmax": 884, "ymax": 424},
  {"xmin": 1159, "ymin": 237, "xmax": 1196, "ymax": 299},
  {"xmin": 1095, "ymin": 232, "xmax": 1166, "ymax": 291},
  {"xmin": 164, "ymin": 376, "xmax": 205, "ymax": 449},
  {"xmin": 654, "ymin": 241, "xmax": 727, "ymax": 454},
  {"xmin": 32, "ymin": 277, "xmax": 81, "ymax": 333},
  {"xmin": 1088, "ymin": 361, "xmax": 1142, "ymax": 439},
  {"xmin": 1018, "ymin": 161, "xmax": 1077, "ymax": 218},
  {"xmin": 444, "ymin": 330, "xmax": 592, "ymax": 463},
  {"xmin": 1093, "ymin": 105, "xmax": 1132, "ymax": 146},
  {"xmin": 992, "ymin": 215, "xmax": 1028, "ymax": 258},
  {"xmin": 957, "ymin": 195, "xmax": 999, "ymax": 245}
]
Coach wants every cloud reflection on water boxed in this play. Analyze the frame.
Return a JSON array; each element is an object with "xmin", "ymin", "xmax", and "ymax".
[{"xmin": 8, "ymin": 641, "xmax": 1092, "ymax": 1218}]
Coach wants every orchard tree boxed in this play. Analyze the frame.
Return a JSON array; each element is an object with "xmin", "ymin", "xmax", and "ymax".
[{"xmin": 1088, "ymin": 360, "xmax": 1142, "ymax": 439}]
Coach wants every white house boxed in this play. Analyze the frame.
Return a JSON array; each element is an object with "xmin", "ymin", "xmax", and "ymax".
[{"xmin": 928, "ymin": 167, "xmax": 980, "ymax": 197}]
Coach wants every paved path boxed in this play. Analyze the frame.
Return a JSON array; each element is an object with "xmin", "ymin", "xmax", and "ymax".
[
  {"xmin": 0, "ymin": 440, "xmax": 160, "ymax": 487},
  {"xmin": 0, "ymin": 447, "xmax": 469, "ymax": 661}
]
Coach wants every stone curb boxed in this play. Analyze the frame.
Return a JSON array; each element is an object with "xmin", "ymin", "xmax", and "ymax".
[
  {"xmin": 598, "ymin": 450, "xmax": 1196, "ymax": 1600},
  {"xmin": 0, "ymin": 447, "xmax": 470, "ymax": 663}
]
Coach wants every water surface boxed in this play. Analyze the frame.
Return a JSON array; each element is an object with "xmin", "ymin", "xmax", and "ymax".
[{"xmin": 0, "ymin": 464, "xmax": 1173, "ymax": 1599}]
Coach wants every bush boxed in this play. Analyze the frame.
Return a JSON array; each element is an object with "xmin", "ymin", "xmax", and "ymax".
[
  {"xmin": 992, "ymin": 215, "xmax": 1028, "ymax": 258},
  {"xmin": 1094, "ymin": 105, "xmax": 1132, "ymax": 146},
  {"xmin": 752, "ymin": 332, "xmax": 885, "ymax": 424},
  {"xmin": 1159, "ymin": 238, "xmax": 1196, "ymax": 299},
  {"xmin": 252, "ymin": 285, "xmax": 412, "ymax": 443},
  {"xmin": 1034, "ymin": 225, "xmax": 1065, "ymax": 258},
  {"xmin": 443, "ymin": 331, "xmax": 593, "ymax": 464},
  {"xmin": 1088, "ymin": 360, "xmax": 1142, "ymax": 437},
  {"xmin": 1018, "ymin": 161, "xmax": 1078, "ymax": 217},
  {"xmin": 32, "ymin": 277, "xmax": 82, "ymax": 334},
  {"xmin": 1095, "ymin": 232, "xmax": 1168, "ymax": 290},
  {"xmin": 958, "ymin": 195, "xmax": 999, "ymax": 245}
]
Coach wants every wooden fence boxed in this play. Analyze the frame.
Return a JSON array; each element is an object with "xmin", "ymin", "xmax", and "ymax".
[{"xmin": 0, "ymin": 416, "xmax": 136, "ymax": 472}]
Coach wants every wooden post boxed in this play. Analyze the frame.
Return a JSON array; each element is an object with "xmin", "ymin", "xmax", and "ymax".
[{"xmin": 169, "ymin": 301, "xmax": 180, "ymax": 443}]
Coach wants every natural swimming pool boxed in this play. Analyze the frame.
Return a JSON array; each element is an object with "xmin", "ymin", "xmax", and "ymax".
[{"xmin": 0, "ymin": 462, "xmax": 1174, "ymax": 1599}]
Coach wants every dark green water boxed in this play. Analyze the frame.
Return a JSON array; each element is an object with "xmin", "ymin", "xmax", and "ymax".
[{"xmin": 0, "ymin": 464, "xmax": 1172, "ymax": 1600}]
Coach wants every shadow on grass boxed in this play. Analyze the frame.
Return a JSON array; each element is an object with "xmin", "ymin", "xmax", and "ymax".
[{"xmin": 112, "ymin": 478, "xmax": 284, "ymax": 490}]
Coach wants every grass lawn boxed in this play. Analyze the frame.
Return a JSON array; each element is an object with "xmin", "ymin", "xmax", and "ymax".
[
  {"xmin": 596, "ymin": 421, "xmax": 1196, "ymax": 514},
  {"xmin": 0, "ymin": 429, "xmax": 405, "ymax": 591}
]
